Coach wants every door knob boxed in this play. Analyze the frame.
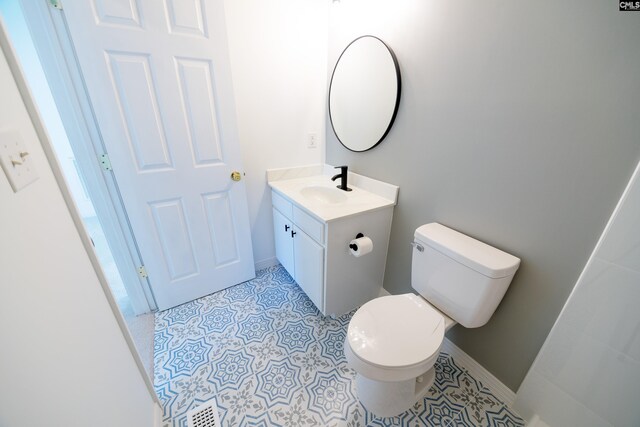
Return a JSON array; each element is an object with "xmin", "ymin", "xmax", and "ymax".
[{"xmin": 230, "ymin": 171, "xmax": 242, "ymax": 181}]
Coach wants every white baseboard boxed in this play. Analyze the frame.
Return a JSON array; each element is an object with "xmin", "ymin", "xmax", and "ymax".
[
  {"xmin": 255, "ymin": 256, "xmax": 279, "ymax": 272},
  {"xmin": 154, "ymin": 402, "xmax": 164, "ymax": 427},
  {"xmin": 525, "ymin": 414, "xmax": 551, "ymax": 427},
  {"xmin": 441, "ymin": 338, "xmax": 516, "ymax": 407}
]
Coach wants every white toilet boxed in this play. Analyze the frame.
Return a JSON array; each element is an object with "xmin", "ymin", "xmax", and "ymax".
[{"xmin": 344, "ymin": 223, "xmax": 521, "ymax": 417}]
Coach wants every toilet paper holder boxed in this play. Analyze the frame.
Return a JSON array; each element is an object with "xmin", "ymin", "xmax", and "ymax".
[{"xmin": 349, "ymin": 233, "xmax": 365, "ymax": 251}]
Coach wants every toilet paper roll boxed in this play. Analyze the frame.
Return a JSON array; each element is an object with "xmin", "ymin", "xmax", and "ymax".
[{"xmin": 349, "ymin": 236, "xmax": 373, "ymax": 257}]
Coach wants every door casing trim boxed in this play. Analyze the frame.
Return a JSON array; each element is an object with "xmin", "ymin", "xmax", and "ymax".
[{"xmin": 16, "ymin": 0, "xmax": 157, "ymax": 315}]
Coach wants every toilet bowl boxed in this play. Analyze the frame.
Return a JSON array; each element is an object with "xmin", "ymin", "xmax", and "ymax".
[
  {"xmin": 344, "ymin": 293, "xmax": 454, "ymax": 417},
  {"xmin": 344, "ymin": 223, "xmax": 521, "ymax": 417}
]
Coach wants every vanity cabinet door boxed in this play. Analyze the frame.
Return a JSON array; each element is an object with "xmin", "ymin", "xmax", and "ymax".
[
  {"xmin": 293, "ymin": 227, "xmax": 324, "ymax": 311},
  {"xmin": 273, "ymin": 209, "xmax": 295, "ymax": 276}
]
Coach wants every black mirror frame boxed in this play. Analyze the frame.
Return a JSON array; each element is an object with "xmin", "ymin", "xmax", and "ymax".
[{"xmin": 328, "ymin": 35, "xmax": 402, "ymax": 153}]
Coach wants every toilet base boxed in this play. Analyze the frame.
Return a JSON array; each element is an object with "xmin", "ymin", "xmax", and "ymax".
[{"xmin": 355, "ymin": 366, "xmax": 436, "ymax": 417}]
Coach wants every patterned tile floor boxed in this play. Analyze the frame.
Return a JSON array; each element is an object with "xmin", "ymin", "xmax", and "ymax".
[{"xmin": 154, "ymin": 265, "xmax": 525, "ymax": 427}]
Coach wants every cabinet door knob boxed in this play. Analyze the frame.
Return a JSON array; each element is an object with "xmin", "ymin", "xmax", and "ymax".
[
  {"xmin": 291, "ymin": 230, "xmax": 297, "ymax": 238},
  {"xmin": 285, "ymin": 224, "xmax": 290, "ymax": 232}
]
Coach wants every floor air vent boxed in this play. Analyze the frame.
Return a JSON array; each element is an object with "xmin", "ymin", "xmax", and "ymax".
[{"xmin": 187, "ymin": 399, "xmax": 221, "ymax": 427}]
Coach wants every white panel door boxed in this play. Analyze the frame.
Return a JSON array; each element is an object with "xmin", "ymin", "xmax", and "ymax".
[{"xmin": 61, "ymin": 0, "xmax": 255, "ymax": 310}]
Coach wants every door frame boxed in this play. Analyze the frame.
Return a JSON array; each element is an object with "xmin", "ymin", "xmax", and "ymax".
[
  {"xmin": 0, "ymin": 15, "xmax": 160, "ymax": 407},
  {"xmin": 17, "ymin": 0, "xmax": 157, "ymax": 314}
]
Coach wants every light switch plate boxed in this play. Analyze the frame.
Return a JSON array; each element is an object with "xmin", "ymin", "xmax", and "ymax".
[{"xmin": 0, "ymin": 130, "xmax": 39, "ymax": 192}]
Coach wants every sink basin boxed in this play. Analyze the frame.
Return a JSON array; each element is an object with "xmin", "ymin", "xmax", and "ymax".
[
  {"xmin": 300, "ymin": 185, "xmax": 348, "ymax": 204},
  {"xmin": 267, "ymin": 166, "xmax": 399, "ymax": 222}
]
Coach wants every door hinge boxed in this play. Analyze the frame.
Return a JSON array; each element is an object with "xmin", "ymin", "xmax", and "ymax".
[
  {"xmin": 137, "ymin": 265, "xmax": 148, "ymax": 279},
  {"xmin": 99, "ymin": 153, "xmax": 112, "ymax": 171},
  {"xmin": 48, "ymin": 0, "xmax": 62, "ymax": 10}
]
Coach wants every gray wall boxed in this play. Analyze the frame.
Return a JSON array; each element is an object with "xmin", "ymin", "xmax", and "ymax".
[{"xmin": 326, "ymin": 0, "xmax": 640, "ymax": 391}]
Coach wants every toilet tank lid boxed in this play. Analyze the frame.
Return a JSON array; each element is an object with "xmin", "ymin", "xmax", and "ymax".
[{"xmin": 415, "ymin": 223, "xmax": 520, "ymax": 279}]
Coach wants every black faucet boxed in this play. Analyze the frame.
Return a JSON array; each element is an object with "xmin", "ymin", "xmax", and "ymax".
[{"xmin": 331, "ymin": 165, "xmax": 352, "ymax": 191}]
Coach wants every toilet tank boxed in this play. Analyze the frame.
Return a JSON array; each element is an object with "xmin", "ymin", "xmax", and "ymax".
[{"xmin": 411, "ymin": 223, "xmax": 520, "ymax": 328}]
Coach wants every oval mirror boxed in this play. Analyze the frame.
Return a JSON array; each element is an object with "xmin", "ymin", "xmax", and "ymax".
[{"xmin": 329, "ymin": 35, "xmax": 401, "ymax": 152}]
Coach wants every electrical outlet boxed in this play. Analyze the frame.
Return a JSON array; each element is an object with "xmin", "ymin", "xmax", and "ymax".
[{"xmin": 307, "ymin": 133, "xmax": 318, "ymax": 149}]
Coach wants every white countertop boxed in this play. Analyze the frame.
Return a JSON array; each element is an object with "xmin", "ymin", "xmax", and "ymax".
[{"xmin": 267, "ymin": 165, "xmax": 399, "ymax": 222}]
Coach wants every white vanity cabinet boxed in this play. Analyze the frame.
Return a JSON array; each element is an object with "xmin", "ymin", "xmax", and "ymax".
[
  {"xmin": 268, "ymin": 168, "xmax": 398, "ymax": 317},
  {"xmin": 272, "ymin": 208, "xmax": 296, "ymax": 275},
  {"xmin": 272, "ymin": 203, "xmax": 324, "ymax": 310}
]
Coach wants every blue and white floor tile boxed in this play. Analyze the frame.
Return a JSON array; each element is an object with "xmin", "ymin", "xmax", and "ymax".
[{"xmin": 154, "ymin": 264, "xmax": 525, "ymax": 427}]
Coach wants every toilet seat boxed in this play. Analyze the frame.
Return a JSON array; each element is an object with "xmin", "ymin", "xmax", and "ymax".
[{"xmin": 345, "ymin": 294, "xmax": 445, "ymax": 381}]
